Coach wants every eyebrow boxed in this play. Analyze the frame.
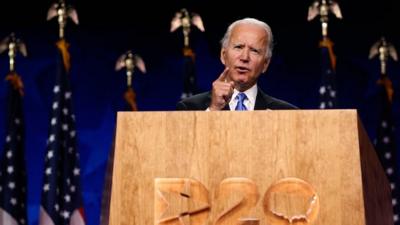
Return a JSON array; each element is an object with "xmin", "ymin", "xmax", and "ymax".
[{"xmin": 230, "ymin": 41, "xmax": 266, "ymax": 53}]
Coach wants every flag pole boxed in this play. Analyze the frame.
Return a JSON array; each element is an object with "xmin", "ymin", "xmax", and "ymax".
[
  {"xmin": 369, "ymin": 37, "xmax": 399, "ymax": 223},
  {"xmin": 0, "ymin": 32, "xmax": 28, "ymax": 225},
  {"xmin": 170, "ymin": 8, "xmax": 205, "ymax": 99},
  {"xmin": 307, "ymin": 0, "xmax": 342, "ymax": 109},
  {"xmin": 115, "ymin": 50, "xmax": 146, "ymax": 111},
  {"xmin": 39, "ymin": 1, "xmax": 85, "ymax": 224}
]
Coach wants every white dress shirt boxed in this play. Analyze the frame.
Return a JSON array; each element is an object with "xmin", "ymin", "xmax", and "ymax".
[
  {"xmin": 206, "ymin": 84, "xmax": 258, "ymax": 111},
  {"xmin": 228, "ymin": 84, "xmax": 258, "ymax": 111}
]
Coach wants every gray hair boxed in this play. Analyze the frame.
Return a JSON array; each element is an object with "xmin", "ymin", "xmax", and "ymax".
[{"xmin": 220, "ymin": 18, "xmax": 274, "ymax": 59}]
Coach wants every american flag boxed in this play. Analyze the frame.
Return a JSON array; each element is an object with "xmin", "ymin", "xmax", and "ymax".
[
  {"xmin": 39, "ymin": 39, "xmax": 85, "ymax": 225},
  {"xmin": 181, "ymin": 47, "xmax": 198, "ymax": 99},
  {"xmin": 374, "ymin": 75, "xmax": 400, "ymax": 223},
  {"xmin": 0, "ymin": 72, "xmax": 27, "ymax": 225},
  {"xmin": 318, "ymin": 37, "xmax": 337, "ymax": 109}
]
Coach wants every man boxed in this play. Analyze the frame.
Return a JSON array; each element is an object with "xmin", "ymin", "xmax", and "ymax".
[{"xmin": 176, "ymin": 18, "xmax": 297, "ymax": 110}]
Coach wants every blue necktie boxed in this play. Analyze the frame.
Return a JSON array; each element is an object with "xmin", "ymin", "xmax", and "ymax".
[{"xmin": 235, "ymin": 93, "xmax": 247, "ymax": 111}]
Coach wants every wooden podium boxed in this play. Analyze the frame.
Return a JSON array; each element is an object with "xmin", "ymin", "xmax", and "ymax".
[{"xmin": 108, "ymin": 110, "xmax": 393, "ymax": 225}]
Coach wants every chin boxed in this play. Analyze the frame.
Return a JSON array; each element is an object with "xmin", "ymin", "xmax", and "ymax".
[
  {"xmin": 234, "ymin": 80, "xmax": 250, "ymax": 90},
  {"xmin": 236, "ymin": 79, "xmax": 248, "ymax": 84},
  {"xmin": 234, "ymin": 77, "xmax": 249, "ymax": 84},
  {"xmin": 232, "ymin": 74, "xmax": 249, "ymax": 81}
]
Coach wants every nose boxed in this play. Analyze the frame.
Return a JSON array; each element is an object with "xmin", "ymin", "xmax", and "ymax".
[{"xmin": 239, "ymin": 48, "xmax": 250, "ymax": 62}]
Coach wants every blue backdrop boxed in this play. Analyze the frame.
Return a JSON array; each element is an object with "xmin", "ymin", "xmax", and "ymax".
[{"xmin": 0, "ymin": 0, "xmax": 399, "ymax": 224}]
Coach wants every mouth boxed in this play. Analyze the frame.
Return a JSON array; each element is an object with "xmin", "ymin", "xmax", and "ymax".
[{"xmin": 235, "ymin": 66, "xmax": 250, "ymax": 73}]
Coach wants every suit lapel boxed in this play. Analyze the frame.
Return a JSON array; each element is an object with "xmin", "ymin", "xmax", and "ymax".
[
  {"xmin": 254, "ymin": 88, "xmax": 269, "ymax": 110},
  {"xmin": 222, "ymin": 104, "xmax": 230, "ymax": 111}
]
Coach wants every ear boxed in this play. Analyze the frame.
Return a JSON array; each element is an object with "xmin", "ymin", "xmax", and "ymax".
[
  {"xmin": 220, "ymin": 48, "xmax": 226, "ymax": 65},
  {"xmin": 262, "ymin": 57, "xmax": 270, "ymax": 73}
]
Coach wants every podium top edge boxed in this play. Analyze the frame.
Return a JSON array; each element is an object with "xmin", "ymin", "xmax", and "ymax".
[{"xmin": 117, "ymin": 109, "xmax": 358, "ymax": 114}]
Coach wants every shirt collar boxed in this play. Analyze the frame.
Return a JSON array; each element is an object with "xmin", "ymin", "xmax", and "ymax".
[
  {"xmin": 232, "ymin": 84, "xmax": 258, "ymax": 103},
  {"xmin": 229, "ymin": 84, "xmax": 258, "ymax": 110}
]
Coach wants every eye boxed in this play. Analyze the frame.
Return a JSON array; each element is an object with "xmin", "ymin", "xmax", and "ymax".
[
  {"xmin": 250, "ymin": 48, "xmax": 261, "ymax": 55},
  {"xmin": 233, "ymin": 44, "xmax": 243, "ymax": 49}
]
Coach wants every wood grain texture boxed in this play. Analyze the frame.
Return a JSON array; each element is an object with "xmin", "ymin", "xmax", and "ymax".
[
  {"xmin": 154, "ymin": 178, "xmax": 210, "ymax": 225},
  {"xmin": 108, "ymin": 110, "xmax": 393, "ymax": 225},
  {"xmin": 263, "ymin": 177, "xmax": 319, "ymax": 225}
]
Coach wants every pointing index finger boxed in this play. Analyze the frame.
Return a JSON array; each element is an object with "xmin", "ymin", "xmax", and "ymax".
[{"xmin": 218, "ymin": 67, "xmax": 230, "ymax": 82}]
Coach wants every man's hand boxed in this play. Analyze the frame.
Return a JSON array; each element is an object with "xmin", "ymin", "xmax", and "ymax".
[{"xmin": 209, "ymin": 67, "xmax": 235, "ymax": 111}]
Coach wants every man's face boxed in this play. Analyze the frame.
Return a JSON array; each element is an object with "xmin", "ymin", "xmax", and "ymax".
[{"xmin": 220, "ymin": 24, "xmax": 270, "ymax": 91}]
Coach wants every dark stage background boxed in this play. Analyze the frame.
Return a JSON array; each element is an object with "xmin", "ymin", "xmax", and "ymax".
[{"xmin": 0, "ymin": 0, "xmax": 400, "ymax": 224}]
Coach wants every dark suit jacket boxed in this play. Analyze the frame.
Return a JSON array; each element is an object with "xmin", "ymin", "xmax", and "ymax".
[{"xmin": 176, "ymin": 87, "xmax": 297, "ymax": 110}]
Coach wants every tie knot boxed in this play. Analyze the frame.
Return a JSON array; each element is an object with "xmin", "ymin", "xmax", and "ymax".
[
  {"xmin": 235, "ymin": 93, "xmax": 247, "ymax": 111},
  {"xmin": 236, "ymin": 92, "xmax": 247, "ymax": 101}
]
